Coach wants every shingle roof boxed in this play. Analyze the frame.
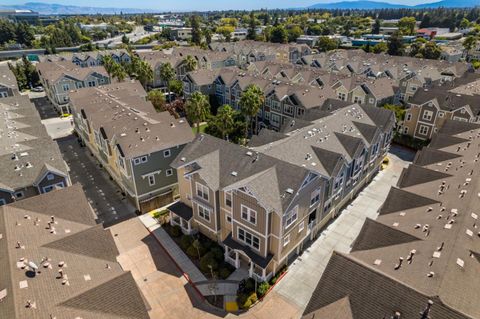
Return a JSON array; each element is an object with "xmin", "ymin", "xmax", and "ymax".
[
  {"xmin": 413, "ymin": 147, "xmax": 462, "ymax": 166},
  {"xmin": 379, "ymin": 187, "xmax": 440, "ymax": 215},
  {"xmin": 0, "ymin": 185, "xmax": 149, "ymax": 319},
  {"xmin": 397, "ymin": 164, "xmax": 451, "ymax": 188},
  {"xmin": 0, "ymin": 63, "xmax": 19, "ymax": 91},
  {"xmin": 36, "ymin": 61, "xmax": 108, "ymax": 83}
]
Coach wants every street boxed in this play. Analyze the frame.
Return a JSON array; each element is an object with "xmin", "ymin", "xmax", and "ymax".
[{"xmin": 57, "ymin": 136, "xmax": 137, "ymax": 227}]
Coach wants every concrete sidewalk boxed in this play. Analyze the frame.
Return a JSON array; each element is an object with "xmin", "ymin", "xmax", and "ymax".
[
  {"xmin": 139, "ymin": 214, "xmax": 207, "ymax": 283},
  {"xmin": 273, "ymin": 152, "xmax": 408, "ymax": 311}
]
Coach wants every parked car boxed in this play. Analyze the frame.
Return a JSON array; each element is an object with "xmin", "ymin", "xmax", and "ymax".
[{"xmin": 31, "ymin": 86, "xmax": 44, "ymax": 92}]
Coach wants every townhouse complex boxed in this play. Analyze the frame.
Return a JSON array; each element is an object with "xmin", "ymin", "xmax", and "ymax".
[
  {"xmin": 38, "ymin": 49, "xmax": 132, "ymax": 67},
  {"xmin": 303, "ymin": 119, "xmax": 480, "ymax": 319},
  {"xmin": 403, "ymin": 73, "xmax": 480, "ymax": 140},
  {"xmin": 69, "ymin": 81, "xmax": 194, "ymax": 213},
  {"xmin": 169, "ymin": 103, "xmax": 395, "ymax": 281},
  {"xmin": 0, "ymin": 95, "xmax": 70, "ymax": 206},
  {"xmin": 36, "ymin": 60, "xmax": 111, "ymax": 114},
  {"xmin": 0, "ymin": 185, "xmax": 149, "ymax": 319},
  {"xmin": 137, "ymin": 46, "xmax": 237, "ymax": 88},
  {"xmin": 209, "ymin": 40, "xmax": 312, "ymax": 65},
  {"xmin": 0, "ymin": 63, "xmax": 19, "ymax": 98}
]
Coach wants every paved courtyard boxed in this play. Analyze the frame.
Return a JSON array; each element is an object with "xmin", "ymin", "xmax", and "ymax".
[
  {"xmin": 57, "ymin": 136, "xmax": 137, "ymax": 227},
  {"xmin": 273, "ymin": 148, "xmax": 410, "ymax": 311}
]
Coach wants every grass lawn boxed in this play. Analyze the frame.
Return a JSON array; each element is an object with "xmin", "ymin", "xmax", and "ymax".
[{"xmin": 192, "ymin": 123, "xmax": 208, "ymax": 134}]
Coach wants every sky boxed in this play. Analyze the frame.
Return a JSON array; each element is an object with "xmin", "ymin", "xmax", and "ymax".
[{"xmin": 0, "ymin": 0, "xmax": 440, "ymax": 11}]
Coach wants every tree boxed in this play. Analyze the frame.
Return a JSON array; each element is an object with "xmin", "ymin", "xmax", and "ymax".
[
  {"xmin": 372, "ymin": 42, "xmax": 388, "ymax": 53},
  {"xmin": 148, "ymin": 89, "xmax": 166, "ymax": 112},
  {"xmin": 192, "ymin": 239, "xmax": 203, "ymax": 260},
  {"xmin": 247, "ymin": 11, "xmax": 257, "ymax": 40},
  {"xmin": 132, "ymin": 58, "xmax": 153, "ymax": 88},
  {"xmin": 185, "ymin": 91, "xmax": 210, "ymax": 134},
  {"xmin": 270, "ymin": 25, "xmax": 288, "ymax": 44},
  {"xmin": 168, "ymin": 79, "xmax": 183, "ymax": 97},
  {"xmin": 184, "ymin": 55, "xmax": 197, "ymax": 72},
  {"xmin": 372, "ymin": 19, "xmax": 381, "ymax": 35},
  {"xmin": 317, "ymin": 36, "xmax": 339, "ymax": 52},
  {"xmin": 121, "ymin": 34, "xmax": 129, "ymax": 44},
  {"xmin": 239, "ymin": 84, "xmax": 264, "ymax": 139},
  {"xmin": 190, "ymin": 15, "xmax": 202, "ymax": 45},
  {"xmin": 111, "ymin": 63, "xmax": 127, "ymax": 82},
  {"xmin": 421, "ymin": 41, "xmax": 442, "ymax": 60},
  {"xmin": 463, "ymin": 35, "xmax": 477, "ymax": 53},
  {"xmin": 287, "ymin": 25, "xmax": 303, "ymax": 43},
  {"xmin": 159, "ymin": 62, "xmax": 175, "ymax": 85},
  {"xmin": 203, "ymin": 28, "xmax": 212, "ymax": 45},
  {"xmin": 217, "ymin": 25, "xmax": 234, "ymax": 41},
  {"xmin": 387, "ymin": 32, "xmax": 404, "ymax": 56},
  {"xmin": 213, "ymin": 105, "xmax": 236, "ymax": 140},
  {"xmin": 398, "ymin": 17, "xmax": 416, "ymax": 36}
]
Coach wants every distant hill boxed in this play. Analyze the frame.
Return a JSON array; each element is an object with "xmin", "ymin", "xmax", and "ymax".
[
  {"xmin": 309, "ymin": 0, "xmax": 480, "ymax": 9},
  {"xmin": 0, "ymin": 2, "xmax": 155, "ymax": 15}
]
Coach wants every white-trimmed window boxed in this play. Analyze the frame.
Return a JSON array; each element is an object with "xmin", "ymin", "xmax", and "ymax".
[
  {"xmin": 62, "ymin": 84, "xmax": 70, "ymax": 91},
  {"xmin": 133, "ymin": 156, "xmax": 148, "ymax": 165},
  {"xmin": 225, "ymin": 191, "xmax": 232, "ymax": 207},
  {"xmin": 338, "ymin": 92, "xmax": 346, "ymax": 101},
  {"xmin": 285, "ymin": 206, "xmax": 298, "ymax": 228},
  {"xmin": 369, "ymin": 98, "xmax": 375, "ymax": 104},
  {"xmin": 353, "ymin": 96, "xmax": 363, "ymax": 104},
  {"xmin": 148, "ymin": 175, "xmax": 155, "ymax": 186},
  {"xmin": 166, "ymin": 169, "xmax": 173, "ymax": 177},
  {"xmin": 0, "ymin": 198, "xmax": 6, "ymax": 206},
  {"xmin": 196, "ymin": 182, "xmax": 209, "ymax": 201},
  {"xmin": 241, "ymin": 205, "xmax": 257, "ymax": 225},
  {"xmin": 238, "ymin": 227, "xmax": 260, "ymax": 250},
  {"xmin": 298, "ymin": 221, "xmax": 305, "ymax": 233},
  {"xmin": 310, "ymin": 188, "xmax": 321, "ymax": 207},
  {"xmin": 283, "ymin": 234, "xmax": 290, "ymax": 247},
  {"xmin": 419, "ymin": 125, "xmax": 429, "ymax": 136},
  {"xmin": 118, "ymin": 156, "xmax": 126, "ymax": 170},
  {"xmin": 197, "ymin": 204, "xmax": 211, "ymax": 222},
  {"xmin": 47, "ymin": 173, "xmax": 54, "ymax": 181},
  {"xmin": 438, "ymin": 111, "xmax": 444, "ymax": 118},
  {"xmin": 14, "ymin": 191, "xmax": 24, "ymax": 199},
  {"xmin": 163, "ymin": 149, "xmax": 171, "ymax": 157},
  {"xmin": 422, "ymin": 110, "xmax": 433, "ymax": 121},
  {"xmin": 403, "ymin": 127, "xmax": 409, "ymax": 134},
  {"xmin": 271, "ymin": 113, "xmax": 281, "ymax": 127},
  {"xmin": 405, "ymin": 113, "xmax": 412, "ymax": 121},
  {"xmin": 284, "ymin": 104, "xmax": 294, "ymax": 115},
  {"xmin": 87, "ymin": 80, "xmax": 96, "ymax": 87},
  {"xmin": 226, "ymin": 214, "xmax": 232, "ymax": 224}
]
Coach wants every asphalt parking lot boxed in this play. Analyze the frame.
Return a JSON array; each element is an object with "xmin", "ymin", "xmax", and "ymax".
[{"xmin": 57, "ymin": 136, "xmax": 137, "ymax": 228}]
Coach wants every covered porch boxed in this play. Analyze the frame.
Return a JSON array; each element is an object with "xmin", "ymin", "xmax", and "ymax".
[
  {"xmin": 167, "ymin": 201, "xmax": 196, "ymax": 235},
  {"xmin": 223, "ymin": 234, "xmax": 274, "ymax": 282}
]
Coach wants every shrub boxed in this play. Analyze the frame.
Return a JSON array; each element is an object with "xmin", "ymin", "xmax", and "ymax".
[
  {"xmin": 180, "ymin": 235, "xmax": 193, "ymax": 251},
  {"xmin": 210, "ymin": 246, "xmax": 224, "ymax": 261},
  {"xmin": 239, "ymin": 292, "xmax": 257, "ymax": 309},
  {"xmin": 257, "ymin": 281, "xmax": 270, "ymax": 297},
  {"xmin": 186, "ymin": 245, "xmax": 199, "ymax": 259},
  {"xmin": 169, "ymin": 225, "xmax": 182, "ymax": 238},
  {"xmin": 200, "ymin": 251, "xmax": 218, "ymax": 273},
  {"xmin": 218, "ymin": 267, "xmax": 231, "ymax": 280}
]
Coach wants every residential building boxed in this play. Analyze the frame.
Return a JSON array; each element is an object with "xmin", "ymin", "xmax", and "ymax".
[
  {"xmin": 170, "ymin": 27, "xmax": 192, "ymax": 40},
  {"xmin": 209, "ymin": 40, "xmax": 312, "ymax": 66},
  {"xmin": 182, "ymin": 69, "xmax": 221, "ymax": 98},
  {"xmin": 69, "ymin": 81, "xmax": 194, "ymax": 212},
  {"xmin": 0, "ymin": 184, "xmax": 149, "ymax": 319},
  {"xmin": 169, "ymin": 103, "xmax": 395, "ymax": 281},
  {"xmin": 440, "ymin": 45, "xmax": 465, "ymax": 63},
  {"xmin": 303, "ymin": 119, "xmax": 480, "ymax": 319},
  {"xmin": 39, "ymin": 50, "xmax": 131, "ymax": 68},
  {"xmin": 0, "ymin": 96, "xmax": 70, "ymax": 206},
  {"xmin": 138, "ymin": 47, "xmax": 236, "ymax": 88},
  {"xmin": 296, "ymin": 35, "xmax": 320, "ymax": 47},
  {"xmin": 0, "ymin": 63, "xmax": 19, "ymax": 98},
  {"xmin": 402, "ymin": 75, "xmax": 480, "ymax": 140},
  {"xmin": 36, "ymin": 61, "xmax": 111, "ymax": 114}
]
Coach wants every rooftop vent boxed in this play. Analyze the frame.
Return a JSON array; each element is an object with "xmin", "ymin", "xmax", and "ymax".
[
  {"xmin": 231, "ymin": 171, "xmax": 238, "ymax": 177},
  {"xmin": 286, "ymin": 188, "xmax": 294, "ymax": 194}
]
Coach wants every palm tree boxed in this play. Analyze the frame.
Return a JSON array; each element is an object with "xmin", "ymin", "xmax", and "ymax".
[
  {"xmin": 135, "ymin": 60, "xmax": 154, "ymax": 89},
  {"xmin": 215, "ymin": 105, "xmax": 236, "ymax": 140},
  {"xmin": 160, "ymin": 62, "xmax": 175, "ymax": 85},
  {"xmin": 185, "ymin": 91, "xmax": 210, "ymax": 135},
  {"xmin": 147, "ymin": 89, "xmax": 166, "ymax": 112},
  {"xmin": 184, "ymin": 55, "xmax": 197, "ymax": 72},
  {"xmin": 239, "ymin": 84, "xmax": 264, "ymax": 139},
  {"xmin": 111, "ymin": 63, "xmax": 127, "ymax": 82},
  {"xmin": 102, "ymin": 55, "xmax": 115, "ymax": 74}
]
